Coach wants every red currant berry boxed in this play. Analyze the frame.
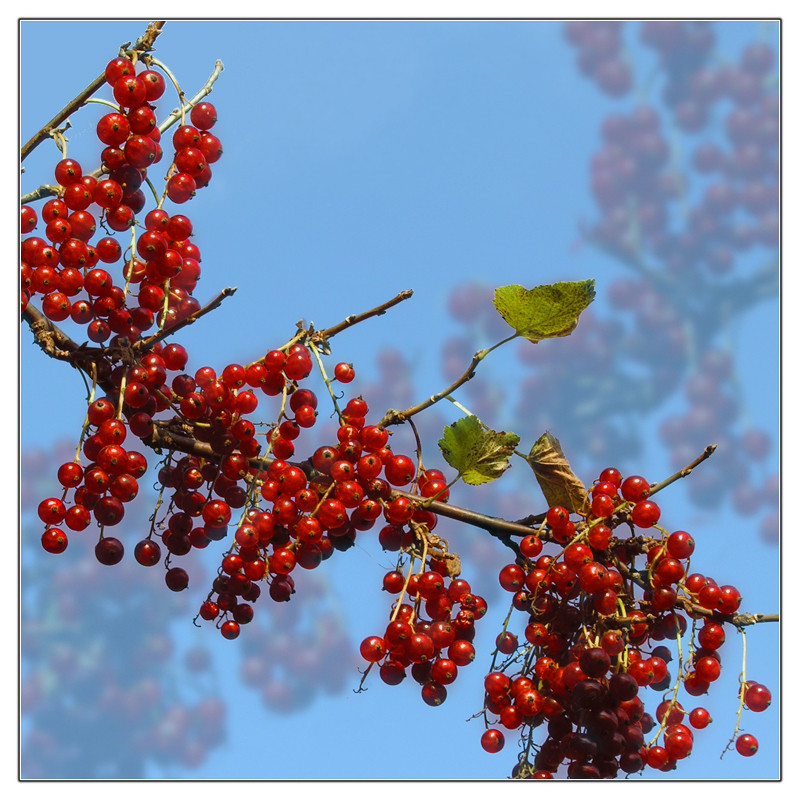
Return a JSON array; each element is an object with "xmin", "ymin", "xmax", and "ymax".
[
  {"xmin": 480, "ymin": 729, "xmax": 505, "ymax": 754},
  {"xmin": 41, "ymin": 528, "xmax": 68, "ymax": 554},
  {"xmin": 631, "ymin": 499, "xmax": 661, "ymax": 528},
  {"xmin": 165, "ymin": 567, "xmax": 189, "ymax": 592},
  {"xmin": 735, "ymin": 733, "xmax": 758, "ymax": 757},
  {"xmin": 95, "ymin": 536, "xmax": 124, "ymax": 565}
]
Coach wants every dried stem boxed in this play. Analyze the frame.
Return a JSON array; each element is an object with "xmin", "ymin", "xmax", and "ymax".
[{"xmin": 392, "ymin": 489, "xmax": 525, "ymax": 558}]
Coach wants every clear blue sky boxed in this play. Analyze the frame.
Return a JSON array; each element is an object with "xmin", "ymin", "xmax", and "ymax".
[{"xmin": 20, "ymin": 20, "xmax": 779, "ymax": 780}]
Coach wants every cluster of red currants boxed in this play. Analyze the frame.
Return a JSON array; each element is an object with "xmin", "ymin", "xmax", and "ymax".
[
  {"xmin": 360, "ymin": 565, "xmax": 487, "ymax": 708},
  {"xmin": 192, "ymin": 380, "xmax": 449, "ymax": 640},
  {"xmin": 471, "ymin": 466, "xmax": 771, "ymax": 777}
]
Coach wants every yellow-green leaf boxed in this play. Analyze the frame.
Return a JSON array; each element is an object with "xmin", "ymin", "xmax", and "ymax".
[
  {"xmin": 493, "ymin": 280, "xmax": 595, "ymax": 342},
  {"xmin": 438, "ymin": 415, "xmax": 520, "ymax": 486},
  {"xmin": 527, "ymin": 432, "xmax": 590, "ymax": 513}
]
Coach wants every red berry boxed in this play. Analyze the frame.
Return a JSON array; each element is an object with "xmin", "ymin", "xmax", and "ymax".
[
  {"xmin": 480, "ymin": 729, "xmax": 505, "ymax": 754},
  {"xmin": 621, "ymin": 475, "xmax": 650, "ymax": 502},
  {"xmin": 334, "ymin": 362, "xmax": 355, "ymax": 383},
  {"xmin": 220, "ymin": 620, "xmax": 240, "ymax": 640},
  {"xmin": 134, "ymin": 538, "xmax": 162, "ymax": 567},
  {"xmin": 165, "ymin": 567, "xmax": 189, "ymax": 591},
  {"xmin": 41, "ymin": 528, "xmax": 68, "ymax": 554},
  {"xmin": 744, "ymin": 682, "xmax": 772, "ymax": 712},
  {"xmin": 735, "ymin": 733, "xmax": 758, "ymax": 757},
  {"xmin": 359, "ymin": 635, "xmax": 386, "ymax": 663},
  {"xmin": 190, "ymin": 102, "xmax": 217, "ymax": 130},
  {"xmin": 631, "ymin": 499, "xmax": 661, "ymax": 528},
  {"xmin": 95, "ymin": 536, "xmax": 124, "ymax": 565}
]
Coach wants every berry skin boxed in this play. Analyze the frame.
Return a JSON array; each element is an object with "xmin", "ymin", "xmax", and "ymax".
[
  {"xmin": 220, "ymin": 620, "xmax": 240, "ymax": 640},
  {"xmin": 165, "ymin": 567, "xmax": 189, "ymax": 592},
  {"xmin": 190, "ymin": 102, "xmax": 217, "ymax": 130},
  {"xmin": 688, "ymin": 707, "xmax": 712, "ymax": 729},
  {"xmin": 667, "ymin": 530, "xmax": 695, "ymax": 558},
  {"xmin": 631, "ymin": 499, "xmax": 661, "ymax": 528},
  {"xmin": 41, "ymin": 528, "xmax": 68, "ymax": 554},
  {"xmin": 735, "ymin": 733, "xmax": 759, "ymax": 757},
  {"xmin": 744, "ymin": 683, "xmax": 772, "ymax": 712},
  {"xmin": 95, "ymin": 536, "xmax": 124, "ymax": 565},
  {"xmin": 21, "ymin": 206, "xmax": 37, "ymax": 233},
  {"xmin": 360, "ymin": 635, "xmax": 387, "ymax": 663},
  {"xmin": 480, "ymin": 729, "xmax": 505, "ymax": 754},
  {"xmin": 546, "ymin": 506, "xmax": 570, "ymax": 528},
  {"xmin": 334, "ymin": 362, "xmax": 355, "ymax": 383},
  {"xmin": 621, "ymin": 475, "xmax": 650, "ymax": 502}
]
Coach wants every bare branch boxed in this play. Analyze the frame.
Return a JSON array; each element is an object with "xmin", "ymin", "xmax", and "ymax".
[
  {"xmin": 648, "ymin": 444, "xmax": 716, "ymax": 497},
  {"xmin": 135, "ymin": 287, "xmax": 237, "ymax": 351},
  {"xmin": 310, "ymin": 289, "xmax": 414, "ymax": 343}
]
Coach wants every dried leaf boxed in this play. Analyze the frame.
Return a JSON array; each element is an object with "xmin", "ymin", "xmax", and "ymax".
[{"xmin": 527, "ymin": 432, "xmax": 590, "ymax": 514}]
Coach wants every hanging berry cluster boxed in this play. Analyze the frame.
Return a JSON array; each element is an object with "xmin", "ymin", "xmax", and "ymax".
[{"xmin": 471, "ymin": 464, "xmax": 773, "ymax": 777}]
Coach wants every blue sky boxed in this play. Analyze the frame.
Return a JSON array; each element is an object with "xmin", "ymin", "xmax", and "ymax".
[{"xmin": 19, "ymin": 19, "xmax": 779, "ymax": 781}]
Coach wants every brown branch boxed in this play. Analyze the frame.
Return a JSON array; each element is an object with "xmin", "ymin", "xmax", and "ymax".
[
  {"xmin": 612, "ymin": 554, "xmax": 779, "ymax": 628},
  {"xmin": 310, "ymin": 289, "xmax": 414, "ymax": 344},
  {"xmin": 392, "ymin": 489, "xmax": 534, "ymax": 558},
  {"xmin": 23, "ymin": 304, "xmax": 85, "ymax": 363},
  {"xmin": 648, "ymin": 444, "xmax": 716, "ymax": 497},
  {"xmin": 135, "ymin": 287, "xmax": 237, "ymax": 351},
  {"xmin": 21, "ymin": 185, "xmax": 62, "ymax": 205},
  {"xmin": 21, "ymin": 21, "xmax": 166, "ymax": 162}
]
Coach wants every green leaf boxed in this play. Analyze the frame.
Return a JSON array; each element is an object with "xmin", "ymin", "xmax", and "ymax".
[
  {"xmin": 493, "ymin": 280, "xmax": 596, "ymax": 342},
  {"xmin": 438, "ymin": 415, "xmax": 520, "ymax": 486},
  {"xmin": 527, "ymin": 432, "xmax": 590, "ymax": 513}
]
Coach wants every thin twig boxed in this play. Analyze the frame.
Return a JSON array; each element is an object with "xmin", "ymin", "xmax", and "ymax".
[
  {"xmin": 157, "ymin": 60, "xmax": 225, "ymax": 134},
  {"xmin": 310, "ymin": 289, "xmax": 414, "ymax": 343},
  {"xmin": 378, "ymin": 332, "xmax": 518, "ymax": 428},
  {"xmin": 135, "ymin": 287, "xmax": 237, "ymax": 350},
  {"xmin": 648, "ymin": 444, "xmax": 717, "ymax": 496}
]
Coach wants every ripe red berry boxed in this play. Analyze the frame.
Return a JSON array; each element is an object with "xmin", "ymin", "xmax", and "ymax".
[
  {"xmin": 190, "ymin": 102, "xmax": 217, "ymax": 130},
  {"xmin": 134, "ymin": 538, "xmax": 161, "ymax": 567},
  {"xmin": 165, "ymin": 567, "xmax": 189, "ymax": 591},
  {"xmin": 220, "ymin": 620, "xmax": 240, "ymax": 640},
  {"xmin": 480, "ymin": 729, "xmax": 505, "ymax": 753},
  {"xmin": 41, "ymin": 528, "xmax": 68, "ymax": 554},
  {"xmin": 631, "ymin": 499, "xmax": 661, "ymax": 528},
  {"xmin": 95, "ymin": 536, "xmax": 124, "ymax": 565},
  {"xmin": 744, "ymin": 682, "xmax": 772, "ymax": 712},
  {"xmin": 735, "ymin": 733, "xmax": 759, "ymax": 757},
  {"xmin": 359, "ymin": 635, "xmax": 386, "ymax": 663},
  {"xmin": 620, "ymin": 475, "xmax": 650, "ymax": 502},
  {"xmin": 334, "ymin": 362, "xmax": 355, "ymax": 383}
]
